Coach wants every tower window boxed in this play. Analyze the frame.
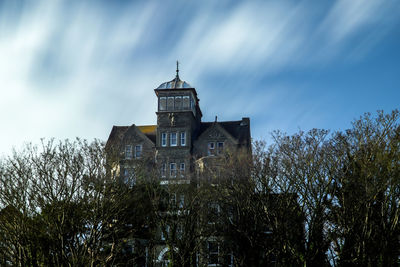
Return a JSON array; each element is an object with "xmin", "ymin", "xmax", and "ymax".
[
  {"xmin": 182, "ymin": 96, "xmax": 190, "ymax": 109},
  {"xmin": 135, "ymin": 145, "xmax": 142, "ymax": 158},
  {"xmin": 161, "ymin": 133, "xmax": 167, "ymax": 147},
  {"xmin": 167, "ymin": 97, "xmax": 174, "ymax": 110},
  {"xmin": 125, "ymin": 145, "xmax": 132, "ymax": 159},
  {"xmin": 159, "ymin": 97, "xmax": 166, "ymax": 111},
  {"xmin": 175, "ymin": 96, "xmax": 182, "ymax": 110},
  {"xmin": 170, "ymin": 163, "xmax": 177, "ymax": 177},
  {"xmin": 170, "ymin": 133, "xmax": 177, "ymax": 146},
  {"xmin": 180, "ymin": 132, "xmax": 186, "ymax": 146}
]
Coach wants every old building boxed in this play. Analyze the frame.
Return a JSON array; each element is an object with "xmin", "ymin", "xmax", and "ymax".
[
  {"xmin": 106, "ymin": 65, "xmax": 251, "ymax": 266},
  {"xmin": 106, "ymin": 66, "xmax": 250, "ymax": 185}
]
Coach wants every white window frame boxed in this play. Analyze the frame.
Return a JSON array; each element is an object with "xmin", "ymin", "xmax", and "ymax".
[
  {"xmin": 175, "ymin": 96, "xmax": 182, "ymax": 110},
  {"xmin": 167, "ymin": 96, "xmax": 174, "ymax": 110},
  {"xmin": 180, "ymin": 132, "xmax": 186, "ymax": 146},
  {"xmin": 179, "ymin": 194, "xmax": 184, "ymax": 209},
  {"xmin": 161, "ymin": 225, "xmax": 170, "ymax": 241},
  {"xmin": 170, "ymin": 163, "xmax": 177, "ymax": 177},
  {"xmin": 161, "ymin": 133, "xmax": 167, "ymax": 147},
  {"xmin": 180, "ymin": 163, "xmax": 185, "ymax": 177},
  {"xmin": 208, "ymin": 142, "xmax": 215, "ymax": 156},
  {"xmin": 182, "ymin": 95, "xmax": 190, "ymax": 109},
  {"xmin": 135, "ymin": 145, "xmax": 142, "ymax": 158},
  {"xmin": 159, "ymin": 96, "xmax": 167, "ymax": 111},
  {"xmin": 161, "ymin": 163, "xmax": 166, "ymax": 178},
  {"xmin": 208, "ymin": 241, "xmax": 219, "ymax": 266},
  {"xmin": 125, "ymin": 145, "xmax": 132, "ymax": 159},
  {"xmin": 170, "ymin": 132, "xmax": 177, "ymax": 146}
]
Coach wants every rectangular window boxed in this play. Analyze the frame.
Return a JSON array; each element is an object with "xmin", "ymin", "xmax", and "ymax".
[
  {"xmin": 170, "ymin": 163, "xmax": 177, "ymax": 177},
  {"xmin": 217, "ymin": 142, "xmax": 224, "ymax": 154},
  {"xmin": 125, "ymin": 145, "xmax": 132, "ymax": 159},
  {"xmin": 161, "ymin": 133, "xmax": 167, "ymax": 147},
  {"xmin": 208, "ymin": 142, "xmax": 215, "ymax": 156},
  {"xmin": 161, "ymin": 225, "xmax": 169, "ymax": 240},
  {"xmin": 161, "ymin": 163, "xmax": 166, "ymax": 177},
  {"xmin": 208, "ymin": 241, "xmax": 219, "ymax": 265},
  {"xmin": 159, "ymin": 97, "xmax": 167, "ymax": 111},
  {"xmin": 180, "ymin": 163, "xmax": 185, "ymax": 177},
  {"xmin": 170, "ymin": 193, "xmax": 176, "ymax": 206},
  {"xmin": 182, "ymin": 96, "xmax": 190, "ymax": 109},
  {"xmin": 175, "ymin": 96, "xmax": 182, "ymax": 110},
  {"xmin": 208, "ymin": 202, "xmax": 220, "ymax": 224},
  {"xmin": 179, "ymin": 195, "xmax": 184, "ymax": 209},
  {"xmin": 123, "ymin": 168, "xmax": 135, "ymax": 186},
  {"xmin": 170, "ymin": 132, "xmax": 177, "ymax": 146},
  {"xmin": 135, "ymin": 145, "xmax": 142, "ymax": 158},
  {"xmin": 167, "ymin": 96, "xmax": 174, "ymax": 110},
  {"xmin": 180, "ymin": 132, "xmax": 186, "ymax": 146}
]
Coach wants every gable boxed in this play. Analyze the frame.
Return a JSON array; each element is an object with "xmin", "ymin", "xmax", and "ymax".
[{"xmin": 122, "ymin": 124, "xmax": 155, "ymax": 147}]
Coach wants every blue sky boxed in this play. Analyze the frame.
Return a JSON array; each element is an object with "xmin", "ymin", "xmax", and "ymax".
[{"xmin": 0, "ymin": 0, "xmax": 399, "ymax": 155}]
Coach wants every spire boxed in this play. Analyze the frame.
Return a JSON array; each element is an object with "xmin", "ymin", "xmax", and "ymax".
[{"xmin": 176, "ymin": 60, "xmax": 180, "ymax": 80}]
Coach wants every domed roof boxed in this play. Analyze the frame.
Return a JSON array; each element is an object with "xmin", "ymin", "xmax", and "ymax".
[
  {"xmin": 156, "ymin": 61, "xmax": 192, "ymax": 89},
  {"xmin": 157, "ymin": 76, "xmax": 192, "ymax": 89}
]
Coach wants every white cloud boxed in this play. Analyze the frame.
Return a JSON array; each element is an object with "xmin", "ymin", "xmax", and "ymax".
[{"xmin": 0, "ymin": 0, "xmax": 399, "ymax": 155}]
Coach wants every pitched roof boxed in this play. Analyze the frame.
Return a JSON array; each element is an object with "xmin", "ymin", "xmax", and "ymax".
[
  {"xmin": 137, "ymin": 125, "xmax": 157, "ymax": 143},
  {"xmin": 106, "ymin": 126, "xmax": 129, "ymax": 150},
  {"xmin": 198, "ymin": 118, "xmax": 251, "ymax": 147},
  {"xmin": 106, "ymin": 125, "xmax": 157, "ymax": 150}
]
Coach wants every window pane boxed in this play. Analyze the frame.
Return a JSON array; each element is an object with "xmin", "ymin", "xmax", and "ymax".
[
  {"xmin": 180, "ymin": 132, "xmax": 186, "ymax": 146},
  {"xmin": 208, "ymin": 142, "xmax": 215, "ymax": 156},
  {"xmin": 161, "ymin": 133, "xmax": 167, "ymax": 146},
  {"xmin": 125, "ymin": 145, "xmax": 132, "ymax": 159},
  {"xmin": 217, "ymin": 142, "xmax": 224, "ymax": 154},
  {"xmin": 179, "ymin": 195, "xmax": 184, "ymax": 208},
  {"xmin": 167, "ymin": 97, "xmax": 174, "ymax": 110},
  {"xmin": 182, "ymin": 96, "xmax": 189, "ymax": 109},
  {"xmin": 180, "ymin": 163, "xmax": 185, "ymax": 177},
  {"xmin": 170, "ymin": 163, "xmax": 177, "ymax": 177},
  {"xmin": 170, "ymin": 133, "xmax": 177, "ymax": 146},
  {"xmin": 161, "ymin": 163, "xmax": 166, "ymax": 177},
  {"xmin": 175, "ymin": 96, "xmax": 182, "ymax": 110},
  {"xmin": 159, "ymin": 97, "xmax": 166, "ymax": 111},
  {"xmin": 208, "ymin": 241, "xmax": 219, "ymax": 265},
  {"xmin": 135, "ymin": 145, "xmax": 142, "ymax": 158}
]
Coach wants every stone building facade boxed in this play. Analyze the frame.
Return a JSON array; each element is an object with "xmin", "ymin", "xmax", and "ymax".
[
  {"xmin": 106, "ymin": 70, "xmax": 251, "ymax": 185},
  {"xmin": 106, "ymin": 68, "xmax": 251, "ymax": 266}
]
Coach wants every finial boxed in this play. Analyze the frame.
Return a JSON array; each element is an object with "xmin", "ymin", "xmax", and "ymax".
[{"xmin": 176, "ymin": 60, "xmax": 180, "ymax": 79}]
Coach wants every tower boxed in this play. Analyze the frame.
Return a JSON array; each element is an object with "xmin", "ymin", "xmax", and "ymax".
[{"xmin": 153, "ymin": 62, "xmax": 202, "ymax": 181}]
